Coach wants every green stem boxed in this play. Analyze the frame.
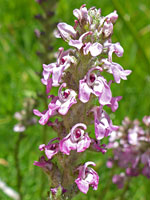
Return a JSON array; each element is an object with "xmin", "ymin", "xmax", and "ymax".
[{"xmin": 14, "ymin": 132, "xmax": 25, "ymax": 200}]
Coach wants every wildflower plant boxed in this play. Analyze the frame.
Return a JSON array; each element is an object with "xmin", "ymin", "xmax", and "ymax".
[
  {"xmin": 107, "ymin": 116, "xmax": 150, "ymax": 189},
  {"xmin": 33, "ymin": 4, "xmax": 131, "ymax": 199}
]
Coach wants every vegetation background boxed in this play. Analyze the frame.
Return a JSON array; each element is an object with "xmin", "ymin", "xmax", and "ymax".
[{"xmin": 0, "ymin": 0, "xmax": 150, "ymax": 199}]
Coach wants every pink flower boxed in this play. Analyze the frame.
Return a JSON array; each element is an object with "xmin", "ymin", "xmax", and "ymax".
[
  {"xmin": 33, "ymin": 96, "xmax": 59, "ymax": 125},
  {"xmin": 56, "ymin": 83, "xmax": 77, "ymax": 115},
  {"xmin": 100, "ymin": 11, "xmax": 118, "ymax": 38},
  {"xmin": 33, "ymin": 84, "xmax": 77, "ymax": 125},
  {"xmin": 102, "ymin": 59, "xmax": 132, "ymax": 83},
  {"xmin": 69, "ymin": 31, "xmax": 92, "ymax": 49},
  {"xmin": 79, "ymin": 67, "xmax": 112, "ymax": 105},
  {"xmin": 41, "ymin": 48, "xmax": 73, "ymax": 93},
  {"xmin": 92, "ymin": 106, "xmax": 118, "ymax": 140},
  {"xmin": 59, "ymin": 123, "xmax": 91, "ymax": 155},
  {"xmin": 57, "ymin": 23, "xmax": 76, "ymax": 41},
  {"xmin": 102, "ymin": 19, "xmax": 114, "ymax": 38},
  {"xmin": 39, "ymin": 138, "xmax": 60, "ymax": 159},
  {"xmin": 107, "ymin": 95, "xmax": 122, "ymax": 112},
  {"xmin": 104, "ymin": 42, "xmax": 124, "ymax": 62},
  {"xmin": 73, "ymin": 4, "xmax": 92, "ymax": 25},
  {"xmin": 105, "ymin": 10, "xmax": 118, "ymax": 23},
  {"xmin": 75, "ymin": 161, "xmax": 99, "ymax": 194},
  {"xmin": 69, "ymin": 32, "xmax": 103, "ymax": 56},
  {"xmin": 84, "ymin": 42, "xmax": 103, "ymax": 57}
]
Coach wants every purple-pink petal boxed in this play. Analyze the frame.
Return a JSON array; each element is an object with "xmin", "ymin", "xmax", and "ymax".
[
  {"xmin": 92, "ymin": 106, "xmax": 118, "ymax": 140},
  {"xmin": 105, "ymin": 10, "xmax": 118, "ymax": 23},
  {"xmin": 59, "ymin": 137, "xmax": 77, "ymax": 155},
  {"xmin": 77, "ymin": 134, "xmax": 91, "ymax": 152},
  {"xmin": 98, "ymin": 79, "xmax": 112, "ymax": 105},
  {"xmin": 75, "ymin": 162, "xmax": 99, "ymax": 194},
  {"xmin": 89, "ymin": 42, "xmax": 103, "ymax": 57},
  {"xmin": 75, "ymin": 179, "xmax": 89, "ymax": 194},
  {"xmin": 107, "ymin": 96, "xmax": 122, "ymax": 112},
  {"xmin": 58, "ymin": 90, "xmax": 77, "ymax": 115},
  {"xmin": 69, "ymin": 39, "xmax": 83, "ymax": 49},
  {"xmin": 59, "ymin": 123, "xmax": 90, "ymax": 155},
  {"xmin": 57, "ymin": 23, "xmax": 76, "ymax": 40},
  {"xmin": 79, "ymin": 78, "xmax": 92, "ymax": 103}
]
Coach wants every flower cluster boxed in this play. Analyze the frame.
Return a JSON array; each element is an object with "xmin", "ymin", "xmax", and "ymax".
[
  {"xmin": 34, "ymin": 4, "xmax": 131, "ymax": 197},
  {"xmin": 107, "ymin": 116, "xmax": 150, "ymax": 189}
]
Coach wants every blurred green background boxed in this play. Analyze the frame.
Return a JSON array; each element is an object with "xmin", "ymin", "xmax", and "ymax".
[{"xmin": 0, "ymin": 0, "xmax": 150, "ymax": 199}]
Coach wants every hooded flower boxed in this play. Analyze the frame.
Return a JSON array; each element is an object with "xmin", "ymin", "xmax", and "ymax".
[
  {"xmin": 75, "ymin": 161, "xmax": 99, "ymax": 194},
  {"xmin": 92, "ymin": 106, "xmax": 118, "ymax": 140},
  {"xmin": 105, "ymin": 10, "xmax": 118, "ymax": 23},
  {"xmin": 41, "ymin": 48, "xmax": 73, "ymax": 93},
  {"xmin": 79, "ymin": 66, "xmax": 112, "ymax": 105},
  {"xmin": 107, "ymin": 95, "xmax": 122, "ymax": 112},
  {"xmin": 59, "ymin": 123, "xmax": 91, "ymax": 155},
  {"xmin": 56, "ymin": 83, "xmax": 77, "ymax": 115},
  {"xmin": 104, "ymin": 42, "xmax": 124, "ymax": 62},
  {"xmin": 57, "ymin": 23, "xmax": 76, "ymax": 41},
  {"xmin": 99, "ymin": 11, "xmax": 118, "ymax": 38},
  {"xmin": 33, "ymin": 95, "xmax": 59, "ymax": 125},
  {"xmin": 73, "ymin": 4, "xmax": 92, "ymax": 25},
  {"xmin": 39, "ymin": 138, "xmax": 60, "ymax": 159},
  {"xmin": 69, "ymin": 31, "xmax": 103, "ymax": 57},
  {"xmin": 102, "ymin": 18, "xmax": 114, "ymax": 38},
  {"xmin": 33, "ymin": 84, "xmax": 77, "ymax": 125},
  {"xmin": 102, "ymin": 59, "xmax": 132, "ymax": 84}
]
